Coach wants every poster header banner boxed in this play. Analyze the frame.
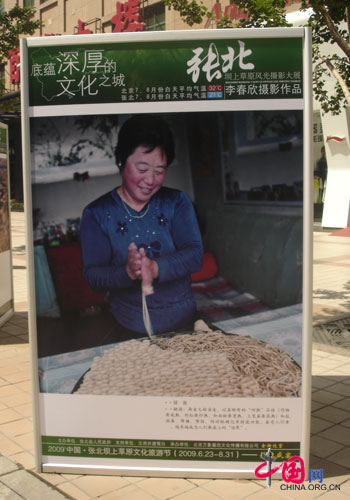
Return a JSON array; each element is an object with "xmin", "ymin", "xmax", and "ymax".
[{"xmin": 28, "ymin": 37, "xmax": 303, "ymax": 106}]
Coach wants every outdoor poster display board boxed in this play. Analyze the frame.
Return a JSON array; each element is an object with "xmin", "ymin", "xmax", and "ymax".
[
  {"xmin": 21, "ymin": 28, "xmax": 312, "ymax": 477},
  {"xmin": 0, "ymin": 122, "xmax": 14, "ymax": 327}
]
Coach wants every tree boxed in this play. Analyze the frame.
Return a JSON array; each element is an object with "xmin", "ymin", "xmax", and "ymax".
[
  {"xmin": 0, "ymin": 5, "xmax": 42, "ymax": 66},
  {"xmin": 164, "ymin": 0, "xmax": 350, "ymax": 114},
  {"xmin": 302, "ymin": 0, "xmax": 349, "ymax": 114}
]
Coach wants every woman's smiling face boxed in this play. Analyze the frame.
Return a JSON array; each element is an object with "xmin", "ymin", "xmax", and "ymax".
[{"xmin": 121, "ymin": 146, "xmax": 167, "ymax": 209}]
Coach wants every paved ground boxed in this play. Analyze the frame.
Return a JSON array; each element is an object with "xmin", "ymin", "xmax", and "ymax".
[{"xmin": 0, "ymin": 212, "xmax": 349, "ymax": 499}]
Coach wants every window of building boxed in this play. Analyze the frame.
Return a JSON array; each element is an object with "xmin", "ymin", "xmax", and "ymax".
[
  {"xmin": 143, "ymin": 2, "xmax": 165, "ymax": 31},
  {"xmin": 0, "ymin": 65, "xmax": 5, "ymax": 90},
  {"xmin": 0, "ymin": 0, "xmax": 4, "ymax": 13},
  {"xmin": 24, "ymin": 0, "xmax": 35, "ymax": 7}
]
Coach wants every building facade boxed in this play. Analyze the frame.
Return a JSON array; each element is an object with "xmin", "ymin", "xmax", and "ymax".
[{"xmin": 1, "ymin": 0, "xmax": 348, "ymax": 227}]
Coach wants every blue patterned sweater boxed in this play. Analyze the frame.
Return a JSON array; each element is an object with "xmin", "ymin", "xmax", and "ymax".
[{"xmin": 80, "ymin": 187, "xmax": 203, "ymax": 334}]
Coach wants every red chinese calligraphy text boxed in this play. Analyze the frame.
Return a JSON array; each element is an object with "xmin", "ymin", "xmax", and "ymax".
[
  {"xmin": 111, "ymin": 0, "xmax": 145, "ymax": 33},
  {"xmin": 282, "ymin": 456, "xmax": 305, "ymax": 484},
  {"xmin": 255, "ymin": 456, "xmax": 305, "ymax": 484},
  {"xmin": 8, "ymin": 49, "xmax": 20, "ymax": 84},
  {"xmin": 77, "ymin": 19, "xmax": 93, "ymax": 35}
]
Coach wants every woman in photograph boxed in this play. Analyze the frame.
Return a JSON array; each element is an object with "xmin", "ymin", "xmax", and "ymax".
[{"xmin": 80, "ymin": 115, "xmax": 203, "ymax": 340}]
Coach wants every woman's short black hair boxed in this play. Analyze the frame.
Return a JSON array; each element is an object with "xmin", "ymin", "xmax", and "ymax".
[{"xmin": 115, "ymin": 115, "xmax": 175, "ymax": 171}]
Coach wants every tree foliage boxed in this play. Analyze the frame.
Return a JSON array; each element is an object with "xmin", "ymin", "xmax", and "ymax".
[
  {"xmin": 164, "ymin": 0, "xmax": 350, "ymax": 114},
  {"xmin": 0, "ymin": 6, "xmax": 42, "ymax": 64},
  {"xmin": 301, "ymin": 0, "xmax": 349, "ymax": 114}
]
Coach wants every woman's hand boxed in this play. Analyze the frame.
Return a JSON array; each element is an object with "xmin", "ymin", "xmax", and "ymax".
[
  {"xmin": 140, "ymin": 248, "xmax": 159, "ymax": 296},
  {"xmin": 126, "ymin": 242, "xmax": 142, "ymax": 280},
  {"xmin": 126, "ymin": 244, "xmax": 159, "ymax": 293}
]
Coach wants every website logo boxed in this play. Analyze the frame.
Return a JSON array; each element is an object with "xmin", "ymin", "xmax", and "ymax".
[{"xmin": 255, "ymin": 449, "xmax": 341, "ymax": 492}]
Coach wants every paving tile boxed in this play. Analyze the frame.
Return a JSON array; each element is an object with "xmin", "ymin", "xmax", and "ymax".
[
  {"xmin": 310, "ymin": 435, "xmax": 344, "ymax": 459},
  {"xmin": 331, "ymin": 367, "xmax": 350, "ymax": 376},
  {"xmin": 312, "ymin": 366, "xmax": 331, "ymax": 376},
  {"xmin": 325, "ymin": 383, "xmax": 350, "ymax": 397},
  {"xmin": 319, "ymin": 492, "xmax": 350, "ymax": 499},
  {"xmin": 1, "ymin": 392, "xmax": 32, "ymax": 408},
  {"xmin": 202, "ymin": 478, "xmax": 263, "ymax": 498},
  {"xmin": 57, "ymin": 481, "xmax": 91, "ymax": 499},
  {"xmin": 340, "ymin": 480, "xmax": 350, "ymax": 494},
  {"xmin": 34, "ymin": 472, "xmax": 68, "ymax": 486},
  {"xmin": 159, "ymin": 484, "xmax": 221, "ymax": 500},
  {"xmin": 124, "ymin": 476, "xmax": 147, "ymax": 484},
  {"xmin": 0, "ymin": 437, "xmax": 23, "ymax": 456},
  {"xmin": 12, "ymin": 403, "xmax": 32, "ymax": 418},
  {"xmin": 135, "ymin": 477, "xmax": 195, "ymax": 499},
  {"xmin": 0, "ymin": 386, "xmax": 25, "ymax": 399},
  {"xmin": 328, "ymin": 353, "xmax": 350, "ymax": 361},
  {"xmin": 1, "ymin": 323, "xmax": 27, "ymax": 340},
  {"xmin": 10, "ymin": 450, "xmax": 35, "ymax": 470},
  {"xmin": 309, "ymin": 454, "xmax": 322, "ymax": 467},
  {"xmin": 0, "ymin": 456, "xmax": 19, "ymax": 475},
  {"xmin": 8, "ymin": 316, "xmax": 28, "ymax": 327},
  {"xmin": 0, "ymin": 337, "xmax": 19, "ymax": 346},
  {"xmin": 318, "ymin": 424, "xmax": 350, "ymax": 446},
  {"xmin": 313, "ymin": 359, "xmax": 344, "ymax": 370},
  {"xmin": 311, "ymin": 401, "xmax": 325, "ymax": 412},
  {"xmin": 319, "ymin": 473, "xmax": 350, "ymax": 488},
  {"xmin": 0, "ymin": 409, "xmax": 23, "ymax": 425},
  {"xmin": 71, "ymin": 474, "xmax": 130, "ymax": 497},
  {"xmin": 60, "ymin": 473, "xmax": 83, "ymax": 480},
  {"xmin": 312, "ymin": 406, "xmax": 349, "ymax": 424},
  {"xmin": 1, "ymin": 372, "xmax": 31, "ymax": 384},
  {"xmin": 1, "ymin": 469, "xmax": 68, "ymax": 499},
  {"xmin": 14, "ymin": 381, "xmax": 32, "ymax": 393},
  {"xmin": 330, "ymin": 398, "xmax": 350, "ymax": 412},
  {"xmin": 0, "ymin": 325, "xmax": 28, "ymax": 335},
  {"xmin": 0, "ymin": 378, "xmax": 9, "ymax": 388},
  {"xmin": 312, "ymin": 377, "xmax": 337, "ymax": 390},
  {"xmin": 11, "ymin": 433, "xmax": 34, "ymax": 453},
  {"xmin": 324, "ymin": 376, "xmax": 350, "ymax": 384},
  {"xmin": 326, "ymin": 447, "xmax": 350, "ymax": 469},
  {"xmin": 0, "ymin": 418, "xmax": 33, "ymax": 437},
  {"xmin": 310, "ymin": 416, "xmax": 334, "ymax": 434},
  {"xmin": 98, "ymin": 484, "xmax": 157, "ymax": 500},
  {"xmin": 242, "ymin": 484, "xmax": 287, "ymax": 498},
  {"xmin": 312, "ymin": 350, "xmax": 330, "ymax": 358},
  {"xmin": 186, "ymin": 478, "xmax": 212, "ymax": 485},
  {"xmin": 0, "ymin": 483, "xmax": 23, "ymax": 500},
  {"xmin": 17, "ymin": 335, "xmax": 29, "ymax": 342},
  {"xmin": 311, "ymin": 390, "xmax": 344, "ymax": 405}
]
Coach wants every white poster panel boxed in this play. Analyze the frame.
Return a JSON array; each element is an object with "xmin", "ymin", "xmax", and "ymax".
[
  {"xmin": 0, "ymin": 123, "xmax": 14, "ymax": 326},
  {"xmin": 21, "ymin": 28, "xmax": 312, "ymax": 477}
]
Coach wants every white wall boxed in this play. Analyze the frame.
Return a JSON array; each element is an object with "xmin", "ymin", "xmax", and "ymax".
[{"xmin": 322, "ymin": 110, "xmax": 350, "ymax": 227}]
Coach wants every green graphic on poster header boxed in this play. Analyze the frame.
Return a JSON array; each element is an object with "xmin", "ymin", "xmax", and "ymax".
[
  {"xmin": 0, "ymin": 128, "xmax": 7, "ymax": 154},
  {"xmin": 42, "ymin": 436, "xmax": 300, "ymax": 462},
  {"xmin": 28, "ymin": 37, "xmax": 303, "ymax": 106}
]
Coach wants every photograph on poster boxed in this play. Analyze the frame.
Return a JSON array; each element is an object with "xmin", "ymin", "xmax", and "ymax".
[
  {"xmin": 0, "ymin": 158, "xmax": 11, "ymax": 254},
  {"xmin": 31, "ymin": 110, "xmax": 303, "ymax": 398}
]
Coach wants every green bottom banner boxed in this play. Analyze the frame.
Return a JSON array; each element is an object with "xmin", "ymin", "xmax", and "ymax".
[{"xmin": 42, "ymin": 437, "xmax": 300, "ymax": 462}]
